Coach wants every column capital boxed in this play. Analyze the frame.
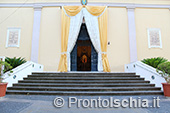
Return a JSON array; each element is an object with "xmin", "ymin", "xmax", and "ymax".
[
  {"xmin": 34, "ymin": 5, "xmax": 42, "ymax": 11},
  {"xmin": 126, "ymin": 6, "xmax": 136, "ymax": 10}
]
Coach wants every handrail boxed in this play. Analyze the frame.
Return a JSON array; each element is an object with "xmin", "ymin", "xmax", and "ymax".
[
  {"xmin": 125, "ymin": 61, "xmax": 166, "ymax": 90},
  {"xmin": 3, "ymin": 61, "xmax": 43, "ymax": 87}
]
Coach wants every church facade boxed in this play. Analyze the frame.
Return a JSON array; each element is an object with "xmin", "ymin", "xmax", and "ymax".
[{"xmin": 0, "ymin": 0, "xmax": 170, "ymax": 72}]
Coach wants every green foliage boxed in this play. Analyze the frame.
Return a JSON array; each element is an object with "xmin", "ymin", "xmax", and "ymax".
[
  {"xmin": 0, "ymin": 60, "xmax": 13, "ymax": 82},
  {"xmin": 157, "ymin": 62, "xmax": 170, "ymax": 84},
  {"xmin": 5, "ymin": 57, "xmax": 26, "ymax": 72},
  {"xmin": 141, "ymin": 57, "xmax": 168, "ymax": 68},
  {"xmin": 157, "ymin": 62, "xmax": 170, "ymax": 75}
]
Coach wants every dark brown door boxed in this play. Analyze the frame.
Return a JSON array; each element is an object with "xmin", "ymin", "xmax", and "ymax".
[
  {"xmin": 77, "ymin": 45, "xmax": 91, "ymax": 71},
  {"xmin": 71, "ymin": 23, "xmax": 98, "ymax": 71}
]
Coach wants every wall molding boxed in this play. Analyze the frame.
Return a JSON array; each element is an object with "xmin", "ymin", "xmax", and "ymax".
[{"xmin": 0, "ymin": 3, "xmax": 170, "ymax": 9}]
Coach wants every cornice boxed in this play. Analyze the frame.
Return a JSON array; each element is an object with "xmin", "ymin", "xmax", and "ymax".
[{"xmin": 0, "ymin": 2, "xmax": 170, "ymax": 9}]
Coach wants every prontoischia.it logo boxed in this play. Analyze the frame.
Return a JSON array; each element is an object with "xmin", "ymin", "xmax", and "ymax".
[{"xmin": 54, "ymin": 97, "xmax": 160, "ymax": 108}]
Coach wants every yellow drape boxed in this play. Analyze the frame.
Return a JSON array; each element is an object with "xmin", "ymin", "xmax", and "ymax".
[
  {"xmin": 98, "ymin": 9, "xmax": 111, "ymax": 72},
  {"xmin": 58, "ymin": 6, "xmax": 110, "ymax": 72},
  {"xmin": 64, "ymin": 6, "xmax": 83, "ymax": 16},
  {"xmin": 57, "ymin": 10, "xmax": 70, "ymax": 72},
  {"xmin": 86, "ymin": 6, "xmax": 106, "ymax": 16}
]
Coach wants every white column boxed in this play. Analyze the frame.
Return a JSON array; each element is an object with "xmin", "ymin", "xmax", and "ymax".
[
  {"xmin": 127, "ymin": 7, "xmax": 138, "ymax": 62},
  {"xmin": 31, "ymin": 5, "xmax": 42, "ymax": 63}
]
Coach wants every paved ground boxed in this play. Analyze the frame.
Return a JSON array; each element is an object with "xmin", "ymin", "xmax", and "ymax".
[{"xmin": 0, "ymin": 95, "xmax": 170, "ymax": 113}]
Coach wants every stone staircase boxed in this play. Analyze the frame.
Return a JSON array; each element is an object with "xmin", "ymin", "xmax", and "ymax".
[{"xmin": 6, "ymin": 72, "xmax": 163, "ymax": 95}]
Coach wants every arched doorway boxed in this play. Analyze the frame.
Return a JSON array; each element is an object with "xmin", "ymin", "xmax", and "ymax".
[{"xmin": 71, "ymin": 23, "xmax": 98, "ymax": 71}]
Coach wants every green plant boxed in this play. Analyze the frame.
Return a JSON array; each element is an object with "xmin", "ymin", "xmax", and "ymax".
[
  {"xmin": 0, "ymin": 61, "xmax": 12, "ymax": 83},
  {"xmin": 156, "ymin": 62, "xmax": 170, "ymax": 84},
  {"xmin": 141, "ymin": 57, "xmax": 168, "ymax": 68},
  {"xmin": 5, "ymin": 57, "xmax": 26, "ymax": 72}
]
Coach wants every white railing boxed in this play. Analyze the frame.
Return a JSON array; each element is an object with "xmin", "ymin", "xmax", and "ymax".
[
  {"xmin": 2, "ymin": 61, "xmax": 43, "ymax": 87},
  {"xmin": 125, "ymin": 61, "xmax": 166, "ymax": 90}
]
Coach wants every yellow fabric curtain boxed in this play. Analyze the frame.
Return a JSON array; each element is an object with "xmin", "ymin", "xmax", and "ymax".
[
  {"xmin": 57, "ymin": 10, "xmax": 70, "ymax": 72},
  {"xmin": 86, "ymin": 6, "xmax": 110, "ymax": 72},
  {"xmin": 64, "ymin": 6, "xmax": 83, "ymax": 16},
  {"xmin": 98, "ymin": 9, "xmax": 111, "ymax": 72},
  {"xmin": 86, "ymin": 6, "xmax": 106, "ymax": 16},
  {"xmin": 58, "ymin": 6, "xmax": 110, "ymax": 72}
]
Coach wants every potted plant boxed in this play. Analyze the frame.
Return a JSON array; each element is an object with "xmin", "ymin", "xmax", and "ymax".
[
  {"xmin": 156, "ymin": 62, "xmax": 170, "ymax": 97},
  {"xmin": 0, "ymin": 60, "xmax": 12, "ymax": 97}
]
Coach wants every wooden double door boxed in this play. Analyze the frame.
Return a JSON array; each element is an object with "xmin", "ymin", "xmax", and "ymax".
[{"xmin": 71, "ymin": 24, "xmax": 98, "ymax": 71}]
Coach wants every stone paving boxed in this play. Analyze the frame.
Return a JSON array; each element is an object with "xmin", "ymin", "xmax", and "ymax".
[{"xmin": 0, "ymin": 95, "xmax": 170, "ymax": 113}]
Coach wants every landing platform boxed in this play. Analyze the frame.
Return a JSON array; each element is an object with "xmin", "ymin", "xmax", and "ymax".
[{"xmin": 1, "ymin": 95, "xmax": 169, "ymax": 113}]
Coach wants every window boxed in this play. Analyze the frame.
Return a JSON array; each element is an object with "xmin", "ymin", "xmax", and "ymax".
[
  {"xmin": 6, "ymin": 28, "xmax": 21, "ymax": 47},
  {"xmin": 147, "ymin": 28, "xmax": 162, "ymax": 48}
]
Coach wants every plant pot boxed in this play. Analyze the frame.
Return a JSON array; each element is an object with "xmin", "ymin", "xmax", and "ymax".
[
  {"xmin": 0, "ymin": 83, "xmax": 8, "ymax": 97},
  {"xmin": 162, "ymin": 83, "xmax": 170, "ymax": 97}
]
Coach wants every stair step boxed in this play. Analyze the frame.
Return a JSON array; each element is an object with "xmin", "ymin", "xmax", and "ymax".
[
  {"xmin": 13, "ymin": 83, "xmax": 155, "ymax": 87},
  {"xmin": 18, "ymin": 80, "xmax": 149, "ymax": 83},
  {"xmin": 18, "ymin": 80, "xmax": 150, "ymax": 84},
  {"xmin": 32, "ymin": 72, "xmax": 136, "ymax": 76},
  {"xmin": 7, "ymin": 87, "xmax": 161, "ymax": 91},
  {"xmin": 7, "ymin": 72, "xmax": 162, "ymax": 96},
  {"xmin": 6, "ymin": 90, "xmax": 163, "ymax": 95},
  {"xmin": 23, "ymin": 77, "xmax": 144, "ymax": 80},
  {"xmin": 25, "ymin": 77, "xmax": 142, "ymax": 80},
  {"xmin": 28, "ymin": 75, "xmax": 139, "ymax": 77}
]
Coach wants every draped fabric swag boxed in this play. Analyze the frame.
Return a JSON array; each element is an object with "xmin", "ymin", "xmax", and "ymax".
[
  {"xmin": 86, "ymin": 6, "xmax": 106, "ymax": 16},
  {"xmin": 98, "ymin": 9, "xmax": 111, "ymax": 72},
  {"xmin": 63, "ymin": 6, "xmax": 83, "ymax": 16},
  {"xmin": 83, "ymin": 9, "xmax": 103, "ymax": 72},
  {"xmin": 57, "ymin": 10, "xmax": 70, "ymax": 72},
  {"xmin": 67, "ymin": 10, "xmax": 84, "ymax": 71},
  {"xmin": 57, "ymin": 6, "xmax": 111, "ymax": 72}
]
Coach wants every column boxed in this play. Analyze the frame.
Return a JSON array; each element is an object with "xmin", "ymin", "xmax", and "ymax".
[
  {"xmin": 31, "ymin": 5, "xmax": 42, "ymax": 63},
  {"xmin": 127, "ymin": 6, "xmax": 138, "ymax": 62}
]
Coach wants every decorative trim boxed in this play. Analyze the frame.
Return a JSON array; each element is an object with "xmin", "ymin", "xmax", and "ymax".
[
  {"xmin": 81, "ymin": 0, "xmax": 87, "ymax": 5},
  {"xmin": 6, "ymin": 28, "xmax": 21, "ymax": 48},
  {"xmin": 0, "ymin": 3, "xmax": 170, "ymax": 9}
]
